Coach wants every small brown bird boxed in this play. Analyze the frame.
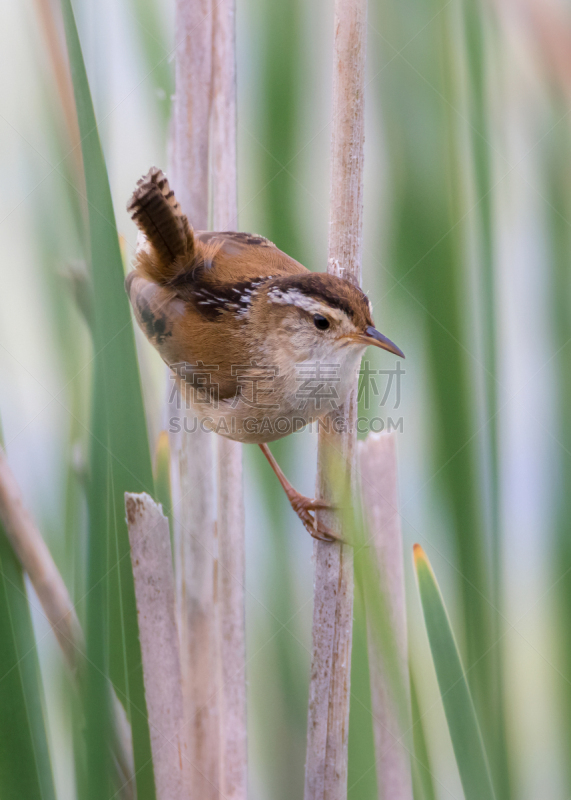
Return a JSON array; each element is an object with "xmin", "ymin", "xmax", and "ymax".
[{"xmin": 126, "ymin": 167, "xmax": 404, "ymax": 541}]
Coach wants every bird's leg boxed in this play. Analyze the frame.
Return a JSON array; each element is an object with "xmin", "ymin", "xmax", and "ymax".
[{"xmin": 258, "ymin": 443, "xmax": 341, "ymax": 543}]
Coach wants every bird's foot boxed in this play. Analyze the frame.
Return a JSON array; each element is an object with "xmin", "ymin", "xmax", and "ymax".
[{"xmin": 285, "ymin": 490, "xmax": 343, "ymax": 543}]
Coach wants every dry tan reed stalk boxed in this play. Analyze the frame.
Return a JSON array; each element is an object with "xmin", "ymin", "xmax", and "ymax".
[
  {"xmin": 496, "ymin": 0, "xmax": 571, "ymax": 95},
  {"xmin": 33, "ymin": 0, "xmax": 84, "ymax": 183},
  {"xmin": 211, "ymin": 1, "xmax": 248, "ymax": 797},
  {"xmin": 304, "ymin": 1, "xmax": 367, "ymax": 799},
  {"xmin": 170, "ymin": 424, "xmax": 218, "ymax": 799},
  {"xmin": 125, "ymin": 493, "xmax": 189, "ymax": 800},
  {"xmin": 173, "ymin": 0, "xmax": 213, "ymax": 231},
  {"xmin": 0, "ymin": 444, "xmax": 82, "ymax": 669},
  {"xmin": 0, "ymin": 444, "xmax": 135, "ymax": 797},
  {"xmin": 170, "ymin": 2, "xmax": 220, "ymax": 797},
  {"xmin": 212, "ymin": 0, "xmax": 238, "ymax": 230},
  {"xmin": 358, "ymin": 432, "xmax": 413, "ymax": 800}
]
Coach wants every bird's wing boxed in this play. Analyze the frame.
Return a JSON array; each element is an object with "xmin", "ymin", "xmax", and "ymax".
[
  {"xmin": 191, "ymin": 231, "xmax": 309, "ymax": 285},
  {"xmin": 125, "ymin": 271, "xmax": 243, "ymax": 400}
]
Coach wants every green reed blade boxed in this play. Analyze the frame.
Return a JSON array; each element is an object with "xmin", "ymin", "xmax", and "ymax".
[
  {"xmin": 348, "ymin": 583, "xmax": 378, "ymax": 800},
  {"xmin": 461, "ymin": 2, "xmax": 511, "ymax": 793},
  {"xmin": 545, "ymin": 113, "xmax": 571, "ymax": 796},
  {"xmin": 410, "ymin": 673, "xmax": 436, "ymax": 800},
  {"xmin": 0, "ymin": 425, "xmax": 55, "ymax": 800},
  {"xmin": 414, "ymin": 545, "xmax": 496, "ymax": 800},
  {"xmin": 0, "ymin": 527, "xmax": 56, "ymax": 800},
  {"xmin": 59, "ymin": 1, "xmax": 156, "ymax": 797}
]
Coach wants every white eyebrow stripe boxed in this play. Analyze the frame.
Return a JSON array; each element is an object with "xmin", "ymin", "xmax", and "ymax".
[{"xmin": 267, "ymin": 288, "xmax": 347, "ymax": 322}]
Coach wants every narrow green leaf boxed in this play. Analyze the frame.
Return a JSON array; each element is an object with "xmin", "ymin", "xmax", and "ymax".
[
  {"xmin": 0, "ymin": 427, "xmax": 55, "ymax": 800},
  {"xmin": 59, "ymin": 1, "xmax": 156, "ymax": 797},
  {"xmin": 546, "ymin": 112, "xmax": 571, "ymax": 797},
  {"xmin": 0, "ymin": 532, "xmax": 56, "ymax": 800},
  {"xmin": 413, "ymin": 545, "xmax": 496, "ymax": 800},
  {"xmin": 348, "ymin": 584, "xmax": 377, "ymax": 800},
  {"xmin": 410, "ymin": 674, "xmax": 436, "ymax": 800},
  {"xmin": 461, "ymin": 3, "xmax": 510, "ymax": 794},
  {"xmin": 83, "ymin": 355, "xmax": 114, "ymax": 800}
]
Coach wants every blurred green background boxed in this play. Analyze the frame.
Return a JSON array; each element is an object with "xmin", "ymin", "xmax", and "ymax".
[{"xmin": 1, "ymin": 0, "xmax": 571, "ymax": 797}]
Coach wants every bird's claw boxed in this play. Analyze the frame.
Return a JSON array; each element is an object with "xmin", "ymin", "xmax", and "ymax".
[
  {"xmin": 305, "ymin": 499, "xmax": 338, "ymax": 512},
  {"xmin": 286, "ymin": 491, "xmax": 345, "ymax": 544}
]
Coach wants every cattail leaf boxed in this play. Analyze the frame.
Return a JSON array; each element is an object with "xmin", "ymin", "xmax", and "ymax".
[
  {"xmin": 59, "ymin": 1, "xmax": 156, "ymax": 797},
  {"xmin": 413, "ymin": 545, "xmax": 495, "ymax": 800}
]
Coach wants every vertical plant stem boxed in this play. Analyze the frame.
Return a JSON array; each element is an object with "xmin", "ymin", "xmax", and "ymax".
[
  {"xmin": 211, "ymin": 1, "xmax": 247, "ymax": 797},
  {"xmin": 358, "ymin": 432, "xmax": 413, "ymax": 800},
  {"xmin": 126, "ymin": 493, "xmax": 189, "ymax": 800},
  {"xmin": 212, "ymin": 0, "xmax": 238, "ymax": 230},
  {"xmin": 173, "ymin": 0, "xmax": 213, "ymax": 230},
  {"xmin": 171, "ymin": 2, "xmax": 219, "ymax": 797},
  {"xmin": 304, "ymin": 2, "xmax": 367, "ymax": 798},
  {"xmin": 215, "ymin": 442, "xmax": 246, "ymax": 798}
]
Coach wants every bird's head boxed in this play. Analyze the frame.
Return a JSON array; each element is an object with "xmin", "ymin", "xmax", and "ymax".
[{"xmin": 255, "ymin": 273, "xmax": 404, "ymax": 366}]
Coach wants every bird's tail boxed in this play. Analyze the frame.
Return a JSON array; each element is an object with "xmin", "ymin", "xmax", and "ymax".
[{"xmin": 127, "ymin": 167, "xmax": 194, "ymax": 284}]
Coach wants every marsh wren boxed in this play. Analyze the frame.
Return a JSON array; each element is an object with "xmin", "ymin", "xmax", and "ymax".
[{"xmin": 126, "ymin": 167, "xmax": 404, "ymax": 541}]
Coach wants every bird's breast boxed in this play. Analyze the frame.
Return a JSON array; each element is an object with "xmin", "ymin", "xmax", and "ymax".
[{"xmin": 170, "ymin": 351, "xmax": 360, "ymax": 444}]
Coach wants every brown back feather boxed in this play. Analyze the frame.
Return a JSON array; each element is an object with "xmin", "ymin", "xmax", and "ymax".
[{"xmin": 127, "ymin": 167, "xmax": 194, "ymax": 282}]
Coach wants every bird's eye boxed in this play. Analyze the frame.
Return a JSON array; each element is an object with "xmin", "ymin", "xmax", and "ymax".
[{"xmin": 313, "ymin": 314, "xmax": 330, "ymax": 331}]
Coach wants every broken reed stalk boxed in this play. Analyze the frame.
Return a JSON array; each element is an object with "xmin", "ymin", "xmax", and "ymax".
[
  {"xmin": 211, "ymin": 1, "xmax": 248, "ymax": 798},
  {"xmin": 358, "ymin": 432, "xmax": 413, "ymax": 800},
  {"xmin": 125, "ymin": 493, "xmax": 189, "ymax": 800},
  {"xmin": 0, "ymin": 444, "xmax": 135, "ymax": 798},
  {"xmin": 171, "ymin": 1, "xmax": 219, "ymax": 797},
  {"xmin": 304, "ymin": 1, "xmax": 367, "ymax": 799}
]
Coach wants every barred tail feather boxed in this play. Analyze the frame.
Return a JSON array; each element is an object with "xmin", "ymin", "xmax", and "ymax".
[{"xmin": 127, "ymin": 167, "xmax": 194, "ymax": 283}]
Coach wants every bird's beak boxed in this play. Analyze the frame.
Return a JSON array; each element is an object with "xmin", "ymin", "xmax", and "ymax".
[{"xmin": 358, "ymin": 326, "xmax": 405, "ymax": 358}]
